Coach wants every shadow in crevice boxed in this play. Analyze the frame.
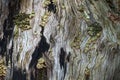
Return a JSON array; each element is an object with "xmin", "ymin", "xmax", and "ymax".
[
  {"xmin": 59, "ymin": 48, "xmax": 66, "ymax": 69},
  {"xmin": 29, "ymin": 27, "xmax": 50, "ymax": 68},
  {"xmin": 12, "ymin": 68, "xmax": 26, "ymax": 80},
  {"xmin": 29, "ymin": 27, "xmax": 50, "ymax": 80},
  {"xmin": 47, "ymin": 0, "xmax": 56, "ymax": 13},
  {"xmin": 0, "ymin": 0, "xmax": 21, "ymax": 65},
  {"xmin": 0, "ymin": 0, "xmax": 22, "ymax": 80},
  {"xmin": 59, "ymin": 48, "xmax": 67, "ymax": 79}
]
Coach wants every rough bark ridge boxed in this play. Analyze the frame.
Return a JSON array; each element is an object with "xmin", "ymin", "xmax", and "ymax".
[{"xmin": 0, "ymin": 0, "xmax": 120, "ymax": 80}]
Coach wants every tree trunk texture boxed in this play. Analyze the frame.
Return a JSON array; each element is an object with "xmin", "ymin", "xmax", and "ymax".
[{"xmin": 0, "ymin": 0, "xmax": 120, "ymax": 80}]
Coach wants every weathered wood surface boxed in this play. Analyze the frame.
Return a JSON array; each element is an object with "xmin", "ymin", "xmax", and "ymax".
[{"xmin": 0, "ymin": 0, "xmax": 120, "ymax": 80}]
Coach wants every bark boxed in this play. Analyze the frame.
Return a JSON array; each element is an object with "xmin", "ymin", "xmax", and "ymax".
[{"xmin": 0, "ymin": 0, "xmax": 120, "ymax": 80}]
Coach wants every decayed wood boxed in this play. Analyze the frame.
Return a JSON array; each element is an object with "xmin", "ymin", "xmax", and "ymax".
[{"xmin": 0, "ymin": 0, "xmax": 120, "ymax": 80}]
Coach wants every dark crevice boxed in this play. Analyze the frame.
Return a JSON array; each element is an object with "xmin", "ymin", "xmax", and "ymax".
[
  {"xmin": 36, "ymin": 68, "xmax": 48, "ymax": 80},
  {"xmin": 12, "ymin": 68, "xmax": 26, "ymax": 80},
  {"xmin": 59, "ymin": 48, "xmax": 66, "ymax": 68},
  {"xmin": 106, "ymin": 0, "xmax": 115, "ymax": 10},
  {"xmin": 66, "ymin": 52, "xmax": 71, "ymax": 62},
  {"xmin": 30, "ymin": 71, "xmax": 35, "ymax": 80},
  {"xmin": 41, "ymin": 27, "xmax": 44, "ymax": 35},
  {"xmin": 29, "ymin": 34, "xmax": 50, "ymax": 68},
  {"xmin": 47, "ymin": 0, "xmax": 56, "ymax": 13},
  {"xmin": 29, "ymin": 27, "xmax": 50, "ymax": 79},
  {"xmin": 64, "ymin": 63, "xmax": 67, "ymax": 79},
  {"xmin": 59, "ymin": 48, "xmax": 67, "ymax": 79},
  {"xmin": 0, "ymin": 0, "xmax": 21, "ymax": 79},
  {"xmin": 0, "ymin": 0, "xmax": 20, "ymax": 67},
  {"xmin": 85, "ymin": 75, "xmax": 90, "ymax": 80},
  {"xmin": 106, "ymin": 0, "xmax": 120, "ymax": 15}
]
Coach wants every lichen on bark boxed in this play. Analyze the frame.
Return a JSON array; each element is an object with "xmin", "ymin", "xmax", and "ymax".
[{"xmin": 0, "ymin": 0, "xmax": 120, "ymax": 80}]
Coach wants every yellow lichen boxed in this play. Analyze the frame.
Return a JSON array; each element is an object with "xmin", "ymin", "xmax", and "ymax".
[
  {"xmin": 38, "ymin": 58, "xmax": 45, "ymax": 64},
  {"xmin": 0, "ymin": 59, "xmax": 4, "ymax": 64},
  {"xmin": 14, "ymin": 25, "xmax": 19, "ymax": 39},
  {"xmin": 40, "ymin": 11, "xmax": 51, "ymax": 27},
  {"xmin": 0, "ymin": 59, "xmax": 7, "ymax": 77},
  {"xmin": 40, "ymin": 21, "xmax": 46, "ymax": 27},
  {"xmin": 83, "ymin": 22, "xmax": 102, "ymax": 53},
  {"xmin": 36, "ymin": 58, "xmax": 46, "ymax": 69},
  {"xmin": 29, "ymin": 12, "xmax": 35, "ymax": 19},
  {"xmin": 36, "ymin": 64, "xmax": 46, "ymax": 69},
  {"xmin": 70, "ymin": 32, "xmax": 81, "ymax": 49},
  {"xmin": 43, "ymin": 0, "xmax": 51, "ymax": 8},
  {"xmin": 13, "ymin": 12, "xmax": 35, "ymax": 31},
  {"xmin": 53, "ymin": 0, "xmax": 57, "ymax": 3},
  {"xmin": 84, "ymin": 67, "xmax": 90, "ymax": 77},
  {"xmin": 61, "ymin": 5, "xmax": 66, "ymax": 9}
]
